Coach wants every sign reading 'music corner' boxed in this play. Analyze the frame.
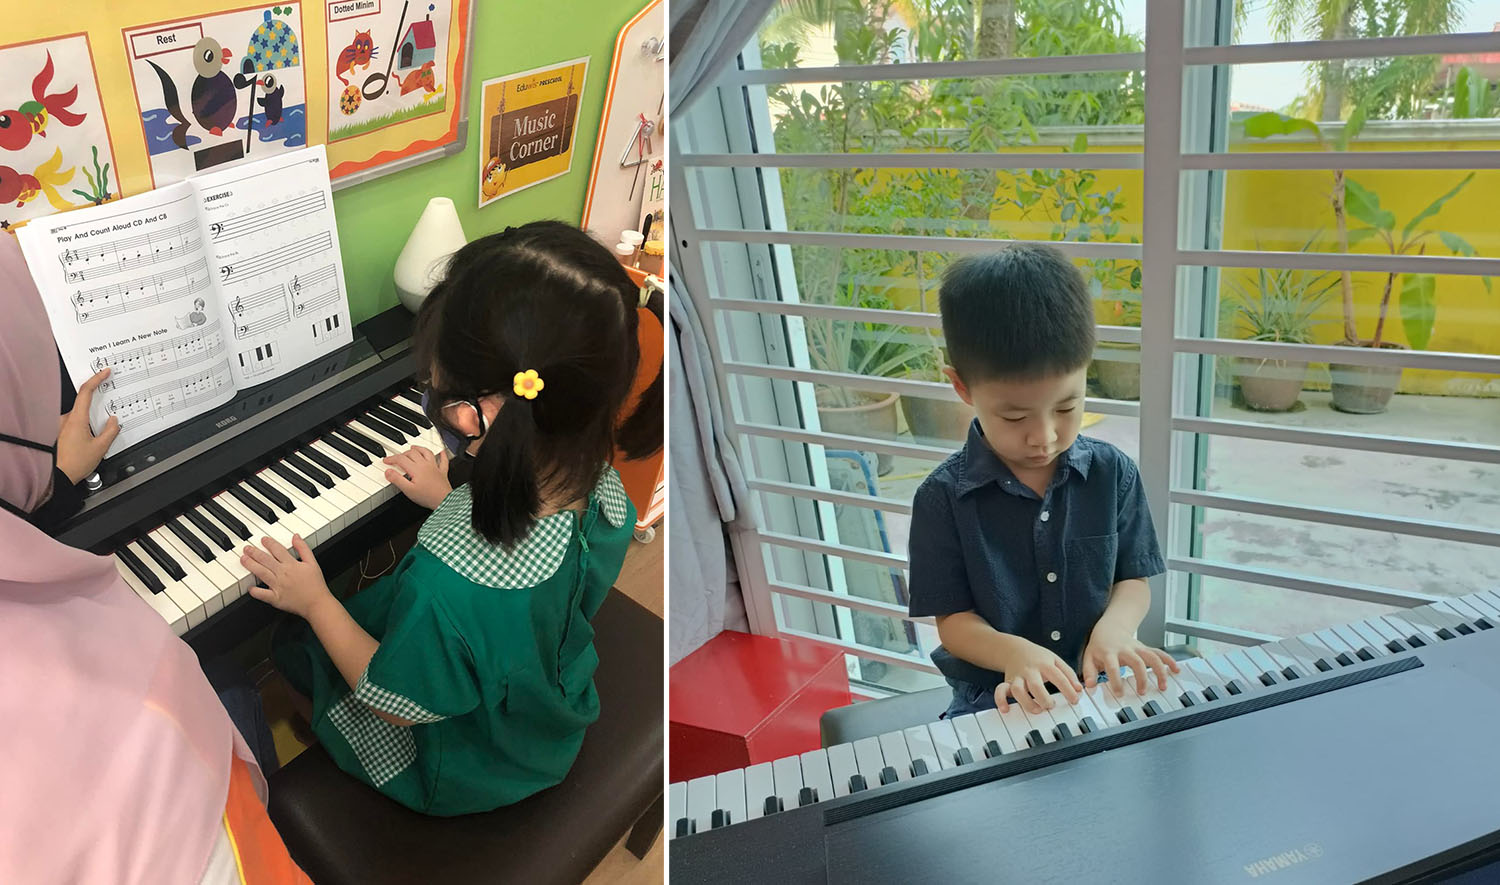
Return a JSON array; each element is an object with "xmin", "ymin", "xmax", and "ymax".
[{"xmin": 478, "ymin": 57, "xmax": 590, "ymax": 207}]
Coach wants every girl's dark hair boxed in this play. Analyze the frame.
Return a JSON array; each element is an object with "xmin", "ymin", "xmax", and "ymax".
[
  {"xmin": 415, "ymin": 221, "xmax": 661, "ymax": 548},
  {"xmin": 616, "ymin": 284, "xmax": 664, "ymax": 460}
]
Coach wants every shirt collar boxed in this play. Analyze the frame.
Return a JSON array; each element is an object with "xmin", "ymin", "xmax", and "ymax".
[{"xmin": 957, "ymin": 419, "xmax": 1093, "ymax": 498}]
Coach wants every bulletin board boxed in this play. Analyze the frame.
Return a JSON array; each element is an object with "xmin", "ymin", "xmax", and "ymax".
[
  {"xmin": 0, "ymin": 0, "xmax": 472, "ymax": 232},
  {"xmin": 579, "ymin": 0, "xmax": 664, "ymax": 244}
]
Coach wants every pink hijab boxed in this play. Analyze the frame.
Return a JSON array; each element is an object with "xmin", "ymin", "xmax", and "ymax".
[{"xmin": 0, "ymin": 236, "xmax": 260, "ymax": 883}]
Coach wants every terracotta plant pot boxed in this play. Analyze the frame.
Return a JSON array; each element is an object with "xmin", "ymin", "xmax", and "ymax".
[
  {"xmin": 1094, "ymin": 343, "xmax": 1140, "ymax": 401},
  {"xmin": 1235, "ymin": 357, "xmax": 1308, "ymax": 412},
  {"xmin": 1329, "ymin": 341, "xmax": 1404, "ymax": 415},
  {"xmin": 900, "ymin": 394, "xmax": 973, "ymax": 444},
  {"xmin": 816, "ymin": 390, "xmax": 901, "ymax": 475}
]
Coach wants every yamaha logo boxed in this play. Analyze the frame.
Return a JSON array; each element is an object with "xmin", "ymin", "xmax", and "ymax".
[{"xmin": 1244, "ymin": 844, "xmax": 1324, "ymax": 878}]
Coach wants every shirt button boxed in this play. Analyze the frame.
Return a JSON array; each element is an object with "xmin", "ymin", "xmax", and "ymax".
[
  {"xmin": 1046, "ymin": 572, "xmax": 1058, "ymax": 583},
  {"xmin": 1040, "ymin": 511, "xmax": 1051, "ymax": 522},
  {"xmin": 1051, "ymin": 630, "xmax": 1062, "ymax": 641}
]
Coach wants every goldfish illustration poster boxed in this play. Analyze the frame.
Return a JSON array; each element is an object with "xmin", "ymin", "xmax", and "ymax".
[
  {"xmin": 478, "ymin": 57, "xmax": 590, "ymax": 209},
  {"xmin": 326, "ymin": 0, "xmax": 452, "ymax": 142},
  {"xmin": 123, "ymin": 4, "xmax": 308, "ymax": 188},
  {"xmin": 0, "ymin": 34, "xmax": 117, "ymax": 232}
]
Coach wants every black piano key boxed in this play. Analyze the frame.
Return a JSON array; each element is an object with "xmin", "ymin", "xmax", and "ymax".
[
  {"xmin": 1258, "ymin": 671, "xmax": 1278, "ymax": 687},
  {"xmin": 1335, "ymin": 652, "xmax": 1356, "ymax": 667},
  {"xmin": 247, "ymin": 474, "xmax": 295, "ymax": 513},
  {"xmin": 1313, "ymin": 658, "xmax": 1334, "ymax": 672},
  {"xmin": 1386, "ymin": 639, "xmax": 1407, "ymax": 654},
  {"xmin": 382, "ymin": 397, "xmax": 432, "ymax": 428},
  {"xmin": 910, "ymin": 759, "xmax": 928, "ymax": 777},
  {"xmin": 1179, "ymin": 692, "xmax": 1196, "ymax": 707},
  {"xmin": 1475, "ymin": 618, "xmax": 1493, "ymax": 630},
  {"xmin": 228, "ymin": 484, "xmax": 278, "ymax": 523},
  {"xmin": 1052, "ymin": 722, "xmax": 1072, "ymax": 741},
  {"xmin": 400, "ymin": 385, "xmax": 424, "ymax": 405},
  {"xmin": 1116, "ymin": 707, "xmax": 1138, "ymax": 724},
  {"xmin": 983, "ymin": 740, "xmax": 1003, "ymax": 759},
  {"xmin": 323, "ymin": 433, "xmax": 372, "ymax": 466},
  {"xmin": 1078, "ymin": 717, "xmax": 1097, "ymax": 734},
  {"xmin": 1407, "ymin": 633, "xmax": 1427, "ymax": 647},
  {"xmin": 762, "ymin": 796, "xmax": 783, "ymax": 815},
  {"xmin": 798, "ymin": 786, "xmax": 818, "ymax": 806},
  {"xmin": 1281, "ymin": 665, "xmax": 1304, "ymax": 680},
  {"xmin": 271, "ymin": 462, "xmax": 318, "ymax": 497},
  {"xmin": 1142, "ymin": 701, "xmax": 1163, "ymax": 718},
  {"xmin": 674, "ymin": 818, "xmax": 694, "ymax": 837},
  {"xmin": 1355, "ymin": 646, "xmax": 1376, "ymax": 661},
  {"xmin": 1436, "ymin": 627, "xmax": 1457, "ymax": 641},
  {"xmin": 1025, "ymin": 729, "xmax": 1045, "ymax": 748},
  {"xmin": 371, "ymin": 405, "xmax": 419, "ymax": 437},
  {"xmin": 879, "ymin": 766, "xmax": 899, "ymax": 786},
  {"xmin": 711, "ymin": 809, "xmax": 730, "ymax": 829},
  {"xmin": 186, "ymin": 507, "xmax": 234, "ymax": 549},
  {"xmin": 202, "ymin": 499, "xmax": 250, "ymax": 541},
  {"xmin": 848, "ymin": 774, "xmax": 868, "ymax": 793},
  {"xmin": 357, "ymin": 413, "xmax": 405, "ymax": 445},
  {"xmin": 116, "ymin": 544, "xmax": 164, "ymax": 594},
  {"xmin": 301, "ymin": 445, "xmax": 350, "ymax": 479},
  {"xmin": 167, "ymin": 518, "xmax": 214, "ymax": 563},
  {"xmin": 1455, "ymin": 622, "xmax": 1475, "ymax": 636},
  {"xmin": 334, "ymin": 425, "xmax": 384, "ymax": 458},
  {"xmin": 1201, "ymin": 685, "xmax": 1221, "ymax": 701},
  {"xmin": 954, "ymin": 747, "xmax": 974, "ymax": 766},
  {"xmin": 137, "ymin": 532, "xmax": 186, "ymax": 581},
  {"xmin": 1225, "ymin": 680, "xmax": 1244, "ymax": 696}
]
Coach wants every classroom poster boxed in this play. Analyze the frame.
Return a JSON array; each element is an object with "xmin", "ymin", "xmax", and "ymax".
[
  {"xmin": 326, "ymin": 0, "xmax": 452, "ymax": 142},
  {"xmin": 478, "ymin": 57, "xmax": 589, "ymax": 208},
  {"xmin": 123, "ymin": 4, "xmax": 308, "ymax": 188},
  {"xmin": 0, "ymin": 34, "xmax": 118, "ymax": 231}
]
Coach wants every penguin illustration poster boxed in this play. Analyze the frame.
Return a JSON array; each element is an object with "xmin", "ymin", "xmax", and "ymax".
[
  {"xmin": 0, "ymin": 34, "xmax": 117, "ymax": 232},
  {"xmin": 326, "ymin": 0, "xmax": 453, "ymax": 142},
  {"xmin": 123, "ymin": 4, "xmax": 307, "ymax": 188}
]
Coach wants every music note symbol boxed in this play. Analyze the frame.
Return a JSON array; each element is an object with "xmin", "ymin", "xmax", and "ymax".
[
  {"xmin": 73, "ymin": 292, "xmax": 85, "ymax": 306},
  {"xmin": 291, "ymin": 275, "xmax": 301, "ymax": 293},
  {"xmin": 68, "ymin": 270, "xmax": 81, "ymax": 282},
  {"xmin": 210, "ymin": 223, "xmax": 223, "ymax": 238},
  {"xmin": 220, "ymin": 265, "xmax": 233, "ymax": 281},
  {"xmin": 62, "ymin": 248, "xmax": 78, "ymax": 264},
  {"xmin": 233, "ymin": 296, "xmax": 243, "ymax": 315}
]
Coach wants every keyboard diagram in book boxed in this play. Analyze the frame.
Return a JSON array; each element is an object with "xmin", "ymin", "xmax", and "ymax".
[
  {"xmin": 236, "ymin": 343, "xmax": 282, "ymax": 379},
  {"xmin": 310, "ymin": 312, "xmax": 344, "ymax": 345}
]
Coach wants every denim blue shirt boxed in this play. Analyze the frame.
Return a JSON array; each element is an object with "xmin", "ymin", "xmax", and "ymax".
[{"xmin": 908, "ymin": 421, "xmax": 1164, "ymax": 711}]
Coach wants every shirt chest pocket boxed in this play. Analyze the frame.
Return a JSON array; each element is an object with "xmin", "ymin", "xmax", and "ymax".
[{"xmin": 1064, "ymin": 533, "xmax": 1119, "ymax": 608}]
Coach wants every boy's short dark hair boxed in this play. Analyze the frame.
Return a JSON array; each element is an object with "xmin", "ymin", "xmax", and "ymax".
[{"xmin": 939, "ymin": 243, "xmax": 1096, "ymax": 383}]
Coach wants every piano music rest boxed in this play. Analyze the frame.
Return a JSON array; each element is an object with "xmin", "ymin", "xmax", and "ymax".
[{"xmin": 267, "ymin": 589, "xmax": 664, "ymax": 885}]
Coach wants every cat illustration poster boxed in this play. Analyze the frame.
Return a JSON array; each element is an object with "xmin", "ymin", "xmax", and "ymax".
[
  {"xmin": 326, "ymin": 0, "xmax": 452, "ymax": 142},
  {"xmin": 122, "ymin": 4, "xmax": 307, "ymax": 188},
  {"xmin": 0, "ymin": 34, "xmax": 117, "ymax": 232},
  {"xmin": 477, "ymin": 57, "xmax": 589, "ymax": 208}
]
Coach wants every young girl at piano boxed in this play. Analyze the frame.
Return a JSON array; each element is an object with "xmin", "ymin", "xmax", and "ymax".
[{"xmin": 241, "ymin": 221, "xmax": 661, "ymax": 815}]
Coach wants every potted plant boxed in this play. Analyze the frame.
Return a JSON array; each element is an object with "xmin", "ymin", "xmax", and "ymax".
[
  {"xmin": 1226, "ymin": 239, "xmax": 1337, "ymax": 411},
  {"xmin": 1095, "ymin": 293, "xmax": 1142, "ymax": 400},
  {"xmin": 899, "ymin": 347, "xmax": 976, "ymax": 443}
]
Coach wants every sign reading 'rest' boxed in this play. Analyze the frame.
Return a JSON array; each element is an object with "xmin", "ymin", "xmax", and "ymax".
[{"xmin": 477, "ymin": 57, "xmax": 590, "ymax": 208}]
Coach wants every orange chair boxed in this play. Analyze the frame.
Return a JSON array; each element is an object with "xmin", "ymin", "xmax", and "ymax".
[{"xmin": 616, "ymin": 266, "xmax": 665, "ymax": 542}]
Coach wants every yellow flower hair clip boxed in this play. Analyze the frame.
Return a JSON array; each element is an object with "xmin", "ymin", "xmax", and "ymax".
[{"xmin": 512, "ymin": 369, "xmax": 544, "ymax": 400}]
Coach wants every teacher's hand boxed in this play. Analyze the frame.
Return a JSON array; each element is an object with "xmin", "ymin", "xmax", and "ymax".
[{"xmin": 56, "ymin": 367, "xmax": 120, "ymax": 484}]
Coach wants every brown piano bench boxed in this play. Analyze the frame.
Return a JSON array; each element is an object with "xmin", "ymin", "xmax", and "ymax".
[{"xmin": 266, "ymin": 589, "xmax": 664, "ymax": 885}]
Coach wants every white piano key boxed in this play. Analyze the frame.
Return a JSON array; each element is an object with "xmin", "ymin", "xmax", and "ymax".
[
  {"xmin": 668, "ymin": 781, "xmax": 688, "ymax": 838},
  {"xmin": 973, "ymin": 708, "xmax": 1017, "ymax": 756},
  {"xmin": 771, "ymin": 755, "xmax": 803, "ymax": 810},
  {"xmin": 1221, "ymin": 650, "xmax": 1269, "ymax": 688},
  {"xmin": 744, "ymin": 762, "xmax": 775, "ymax": 820},
  {"xmin": 1070, "ymin": 688, "xmax": 1115, "ymax": 731},
  {"xmin": 1263, "ymin": 639, "xmax": 1321, "ymax": 674},
  {"xmin": 114, "ymin": 557, "xmax": 187, "ymax": 636},
  {"xmin": 1414, "ymin": 603, "xmax": 1467, "ymax": 632},
  {"xmin": 827, "ymin": 742, "xmax": 859, "ymax": 798},
  {"xmin": 948, "ymin": 713, "xmax": 989, "ymax": 760},
  {"xmin": 1455, "ymin": 595, "xmax": 1498, "ymax": 621},
  {"xmin": 154, "ymin": 525, "xmax": 237, "ymax": 610},
  {"xmin": 1201, "ymin": 653, "xmax": 1254, "ymax": 693},
  {"xmin": 902, "ymin": 725, "xmax": 941, "ymax": 774},
  {"xmin": 877, "ymin": 730, "xmax": 912, "ymax": 783},
  {"xmin": 307, "ymin": 441, "xmax": 386, "ymax": 514},
  {"xmin": 127, "ymin": 541, "xmax": 203, "ymax": 629},
  {"xmin": 1347, "ymin": 618, "xmax": 1396, "ymax": 652},
  {"xmin": 1242, "ymin": 647, "xmax": 1286, "ymax": 685},
  {"xmin": 1089, "ymin": 681, "xmax": 1128, "ymax": 722},
  {"xmin": 799, "ymin": 749, "xmax": 834, "ymax": 804},
  {"xmin": 347, "ymin": 419, "xmax": 401, "ymax": 456},
  {"xmin": 260, "ymin": 471, "xmax": 336, "ymax": 546},
  {"xmin": 1476, "ymin": 590, "xmax": 1500, "ymax": 615},
  {"xmin": 925, "ymin": 719, "xmax": 962, "ymax": 769},
  {"xmin": 1382, "ymin": 609, "xmax": 1442, "ymax": 644},
  {"xmin": 994, "ymin": 701, "xmax": 1040, "ymax": 749},
  {"xmin": 1330, "ymin": 623, "xmax": 1380, "ymax": 656},
  {"xmin": 687, "ymin": 775, "xmax": 717, "ymax": 834},
  {"xmin": 714, "ymin": 768, "xmax": 746, "ymax": 828},
  {"xmin": 1442, "ymin": 597, "xmax": 1486, "ymax": 623},
  {"xmin": 1180, "ymin": 657, "xmax": 1225, "ymax": 694},
  {"xmin": 1316, "ymin": 627, "xmax": 1360, "ymax": 656},
  {"xmin": 1019, "ymin": 705, "xmax": 1062, "ymax": 744},
  {"xmin": 1353, "ymin": 616, "xmax": 1402, "ymax": 647},
  {"xmin": 219, "ymin": 491, "xmax": 297, "ymax": 552},
  {"xmin": 851, "ymin": 737, "xmax": 886, "ymax": 785},
  {"xmin": 182, "ymin": 507, "xmax": 256, "ymax": 600},
  {"xmin": 147, "ymin": 528, "xmax": 222, "ymax": 617}
]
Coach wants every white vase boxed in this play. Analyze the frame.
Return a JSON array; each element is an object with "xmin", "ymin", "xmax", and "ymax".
[{"xmin": 394, "ymin": 197, "xmax": 467, "ymax": 313}]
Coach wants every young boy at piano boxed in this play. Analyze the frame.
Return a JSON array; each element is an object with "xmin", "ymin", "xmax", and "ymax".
[
  {"xmin": 239, "ymin": 221, "xmax": 660, "ymax": 815},
  {"xmin": 907, "ymin": 243, "xmax": 1179, "ymax": 719}
]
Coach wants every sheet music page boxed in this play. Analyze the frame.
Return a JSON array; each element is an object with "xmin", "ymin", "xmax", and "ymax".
[
  {"xmin": 191, "ymin": 145, "xmax": 353, "ymax": 388},
  {"xmin": 16, "ymin": 183, "xmax": 233, "ymax": 457}
]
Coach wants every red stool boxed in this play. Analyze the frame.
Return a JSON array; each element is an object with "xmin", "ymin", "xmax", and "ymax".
[{"xmin": 670, "ymin": 631, "xmax": 851, "ymax": 782}]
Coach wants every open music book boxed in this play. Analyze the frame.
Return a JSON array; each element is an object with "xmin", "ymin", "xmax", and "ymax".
[{"xmin": 17, "ymin": 145, "xmax": 352, "ymax": 457}]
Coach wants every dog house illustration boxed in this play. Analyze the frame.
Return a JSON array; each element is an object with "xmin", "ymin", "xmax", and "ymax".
[{"xmin": 398, "ymin": 18, "xmax": 437, "ymax": 70}]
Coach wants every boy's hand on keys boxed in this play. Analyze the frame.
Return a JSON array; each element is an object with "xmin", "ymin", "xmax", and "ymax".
[
  {"xmin": 383, "ymin": 445, "xmax": 452, "ymax": 509},
  {"xmin": 996, "ymin": 640, "xmax": 1083, "ymax": 714},
  {"xmin": 1080, "ymin": 623, "xmax": 1179, "ymax": 698}
]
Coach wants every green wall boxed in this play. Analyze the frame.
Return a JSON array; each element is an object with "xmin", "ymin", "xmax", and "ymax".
[{"xmin": 332, "ymin": 0, "xmax": 643, "ymax": 324}]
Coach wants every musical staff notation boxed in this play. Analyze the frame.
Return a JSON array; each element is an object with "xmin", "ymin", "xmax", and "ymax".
[
  {"xmin": 71, "ymin": 258, "xmax": 212, "ymax": 324},
  {"xmin": 290, "ymin": 264, "xmax": 340, "ymax": 317},
  {"xmin": 91, "ymin": 323, "xmax": 226, "ymax": 392},
  {"xmin": 219, "ymin": 232, "xmax": 332, "ymax": 283},
  {"xmin": 209, "ymin": 192, "xmax": 326, "ymax": 243},
  {"xmin": 230, "ymin": 283, "xmax": 286, "ymax": 316},
  {"xmin": 58, "ymin": 220, "xmax": 201, "ymax": 283},
  {"xmin": 104, "ymin": 362, "xmax": 232, "ymax": 428}
]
